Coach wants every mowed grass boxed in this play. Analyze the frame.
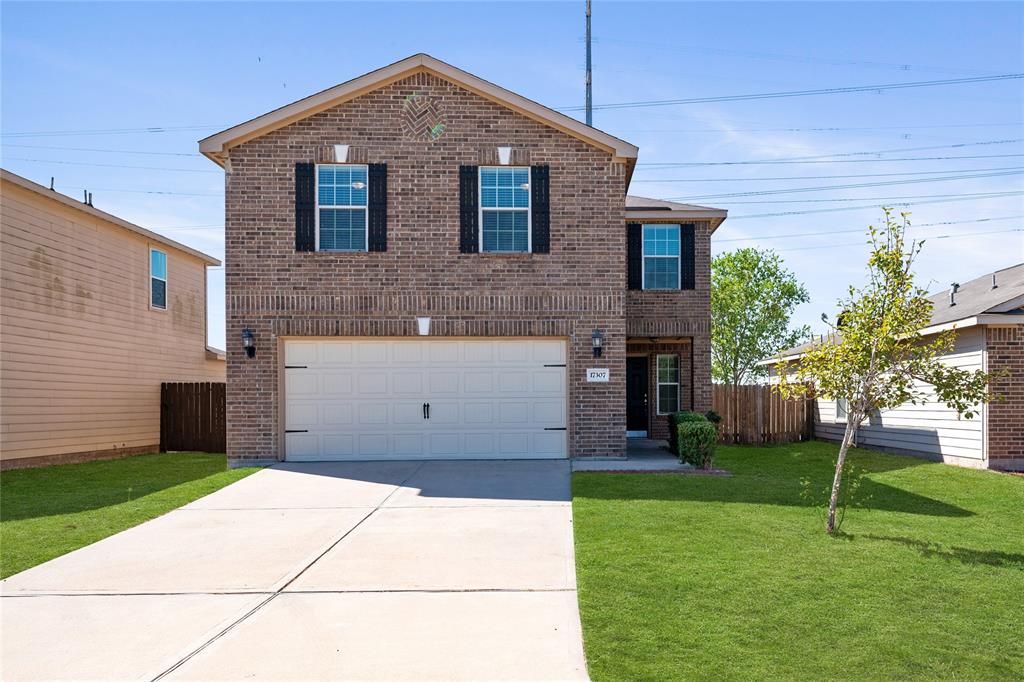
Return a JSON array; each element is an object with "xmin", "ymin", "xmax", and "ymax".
[
  {"xmin": 0, "ymin": 453, "xmax": 255, "ymax": 578},
  {"xmin": 573, "ymin": 441, "xmax": 1024, "ymax": 681}
]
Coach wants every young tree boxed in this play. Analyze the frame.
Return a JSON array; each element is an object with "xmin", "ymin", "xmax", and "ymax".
[
  {"xmin": 712, "ymin": 248, "xmax": 810, "ymax": 440},
  {"xmin": 712, "ymin": 248, "xmax": 810, "ymax": 386},
  {"xmin": 775, "ymin": 210, "xmax": 996, "ymax": 534}
]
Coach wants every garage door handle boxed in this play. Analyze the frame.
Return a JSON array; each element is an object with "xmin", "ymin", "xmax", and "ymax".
[{"xmin": 423, "ymin": 403, "xmax": 430, "ymax": 420}]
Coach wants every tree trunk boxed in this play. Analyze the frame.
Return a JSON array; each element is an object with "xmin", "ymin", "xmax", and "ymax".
[{"xmin": 827, "ymin": 418, "xmax": 858, "ymax": 534}]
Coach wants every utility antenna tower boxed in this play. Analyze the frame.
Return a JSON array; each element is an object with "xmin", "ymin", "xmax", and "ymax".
[{"xmin": 585, "ymin": 0, "xmax": 593, "ymax": 126}]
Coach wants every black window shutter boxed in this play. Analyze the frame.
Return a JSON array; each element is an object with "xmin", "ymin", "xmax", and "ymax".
[
  {"xmin": 530, "ymin": 165, "xmax": 550, "ymax": 253},
  {"xmin": 367, "ymin": 163, "xmax": 387, "ymax": 252},
  {"xmin": 295, "ymin": 162, "xmax": 315, "ymax": 252},
  {"xmin": 627, "ymin": 223, "xmax": 643, "ymax": 290},
  {"xmin": 680, "ymin": 224, "xmax": 696, "ymax": 290},
  {"xmin": 459, "ymin": 165, "xmax": 479, "ymax": 253}
]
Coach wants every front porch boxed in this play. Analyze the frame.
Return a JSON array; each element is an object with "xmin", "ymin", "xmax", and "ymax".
[{"xmin": 572, "ymin": 438, "xmax": 685, "ymax": 471}]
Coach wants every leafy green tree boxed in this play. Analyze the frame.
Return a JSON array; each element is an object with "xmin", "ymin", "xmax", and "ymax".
[
  {"xmin": 711, "ymin": 247, "xmax": 810, "ymax": 386},
  {"xmin": 775, "ymin": 210, "xmax": 996, "ymax": 534}
]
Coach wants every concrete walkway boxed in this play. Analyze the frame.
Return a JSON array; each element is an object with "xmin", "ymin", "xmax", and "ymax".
[{"xmin": 0, "ymin": 460, "xmax": 588, "ymax": 681}]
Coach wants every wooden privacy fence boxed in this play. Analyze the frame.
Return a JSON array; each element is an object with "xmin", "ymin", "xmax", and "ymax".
[
  {"xmin": 160, "ymin": 382, "xmax": 226, "ymax": 453},
  {"xmin": 712, "ymin": 384, "xmax": 814, "ymax": 445}
]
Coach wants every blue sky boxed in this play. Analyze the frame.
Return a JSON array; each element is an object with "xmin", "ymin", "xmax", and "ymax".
[{"xmin": 3, "ymin": 1, "xmax": 1022, "ymax": 351}]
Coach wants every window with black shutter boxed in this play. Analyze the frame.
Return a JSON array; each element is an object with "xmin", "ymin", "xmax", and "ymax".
[
  {"xmin": 367, "ymin": 163, "xmax": 388, "ymax": 252},
  {"xmin": 459, "ymin": 165, "xmax": 479, "ymax": 253},
  {"xmin": 531, "ymin": 165, "xmax": 550, "ymax": 253},
  {"xmin": 294, "ymin": 163, "xmax": 315, "ymax": 252}
]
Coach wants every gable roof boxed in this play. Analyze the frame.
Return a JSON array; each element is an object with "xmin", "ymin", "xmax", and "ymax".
[
  {"xmin": 199, "ymin": 53, "xmax": 640, "ymax": 170},
  {"xmin": 762, "ymin": 262, "xmax": 1024, "ymax": 364},
  {"xmin": 1, "ymin": 169, "xmax": 221, "ymax": 266}
]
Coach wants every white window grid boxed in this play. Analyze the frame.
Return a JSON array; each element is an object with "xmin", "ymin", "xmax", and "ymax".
[
  {"xmin": 656, "ymin": 354, "xmax": 680, "ymax": 415},
  {"xmin": 315, "ymin": 163, "xmax": 369, "ymax": 252},
  {"xmin": 642, "ymin": 224, "xmax": 682, "ymax": 290},
  {"xmin": 479, "ymin": 166, "xmax": 531, "ymax": 253}
]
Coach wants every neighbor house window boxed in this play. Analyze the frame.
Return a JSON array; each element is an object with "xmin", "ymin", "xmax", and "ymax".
[
  {"xmin": 836, "ymin": 398, "xmax": 849, "ymax": 423},
  {"xmin": 150, "ymin": 248, "xmax": 167, "ymax": 310},
  {"xmin": 642, "ymin": 224, "xmax": 681, "ymax": 290},
  {"xmin": 656, "ymin": 354, "xmax": 680, "ymax": 414},
  {"xmin": 480, "ymin": 167, "xmax": 530, "ymax": 252},
  {"xmin": 317, "ymin": 164, "xmax": 368, "ymax": 251}
]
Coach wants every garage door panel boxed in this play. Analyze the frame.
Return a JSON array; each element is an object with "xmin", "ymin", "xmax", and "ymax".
[
  {"xmin": 464, "ymin": 403, "xmax": 493, "ymax": 424},
  {"xmin": 323, "ymin": 373, "xmax": 353, "ymax": 395},
  {"xmin": 428, "ymin": 372, "xmax": 460, "ymax": 394},
  {"xmin": 322, "ymin": 343, "xmax": 352, "ymax": 364},
  {"xmin": 392, "ymin": 372, "xmax": 423, "ymax": 394},
  {"xmin": 285, "ymin": 342, "xmax": 319, "ymax": 365},
  {"xmin": 287, "ymin": 404, "xmax": 319, "ymax": 428},
  {"xmin": 324, "ymin": 404, "xmax": 353, "ymax": 425},
  {"xmin": 532, "ymin": 340, "xmax": 566, "ymax": 364},
  {"xmin": 393, "ymin": 402, "xmax": 425, "ymax": 425},
  {"xmin": 284, "ymin": 339, "xmax": 566, "ymax": 461},
  {"xmin": 357, "ymin": 403, "xmax": 389, "ymax": 425},
  {"xmin": 355, "ymin": 342, "xmax": 387, "ymax": 363},
  {"xmin": 287, "ymin": 373, "xmax": 319, "ymax": 396},
  {"xmin": 286, "ymin": 433, "xmax": 320, "ymax": 458},
  {"xmin": 393, "ymin": 434, "xmax": 424, "ymax": 457}
]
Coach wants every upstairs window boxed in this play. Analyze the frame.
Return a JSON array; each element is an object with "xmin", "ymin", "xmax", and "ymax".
[
  {"xmin": 480, "ymin": 167, "xmax": 530, "ymax": 252},
  {"xmin": 656, "ymin": 354, "xmax": 680, "ymax": 414},
  {"xmin": 317, "ymin": 164, "xmax": 368, "ymax": 251},
  {"xmin": 643, "ymin": 225, "xmax": 680, "ymax": 290},
  {"xmin": 150, "ymin": 248, "xmax": 167, "ymax": 310}
]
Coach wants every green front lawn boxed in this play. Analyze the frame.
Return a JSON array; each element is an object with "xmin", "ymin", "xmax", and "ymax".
[
  {"xmin": 573, "ymin": 441, "xmax": 1024, "ymax": 681},
  {"xmin": 1, "ymin": 453, "xmax": 255, "ymax": 578}
]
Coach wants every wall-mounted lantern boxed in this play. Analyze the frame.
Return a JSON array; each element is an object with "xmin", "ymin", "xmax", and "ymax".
[
  {"xmin": 417, "ymin": 317, "xmax": 431, "ymax": 336},
  {"xmin": 242, "ymin": 328, "xmax": 256, "ymax": 358},
  {"xmin": 592, "ymin": 329, "xmax": 604, "ymax": 358}
]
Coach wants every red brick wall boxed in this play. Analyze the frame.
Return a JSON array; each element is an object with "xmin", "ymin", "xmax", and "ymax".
[
  {"xmin": 625, "ymin": 220, "xmax": 712, "ymax": 413},
  {"xmin": 987, "ymin": 325, "xmax": 1023, "ymax": 471},
  {"xmin": 223, "ymin": 72, "xmax": 629, "ymax": 463}
]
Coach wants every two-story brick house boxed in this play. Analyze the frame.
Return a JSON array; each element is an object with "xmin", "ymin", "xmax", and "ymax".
[{"xmin": 200, "ymin": 54, "xmax": 726, "ymax": 466}]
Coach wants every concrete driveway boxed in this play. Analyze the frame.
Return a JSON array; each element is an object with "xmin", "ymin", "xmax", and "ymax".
[{"xmin": 0, "ymin": 460, "xmax": 588, "ymax": 681}]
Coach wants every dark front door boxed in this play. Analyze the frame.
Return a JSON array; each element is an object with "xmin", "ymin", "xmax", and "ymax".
[{"xmin": 626, "ymin": 356, "xmax": 649, "ymax": 432}]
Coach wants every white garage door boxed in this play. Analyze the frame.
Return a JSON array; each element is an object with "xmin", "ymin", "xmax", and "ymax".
[{"xmin": 283, "ymin": 338, "xmax": 567, "ymax": 461}]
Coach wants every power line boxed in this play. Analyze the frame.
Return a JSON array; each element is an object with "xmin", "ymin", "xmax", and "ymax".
[
  {"xmin": 632, "ymin": 166, "xmax": 1024, "ymax": 183},
  {"xmin": 713, "ymin": 190, "xmax": 1023, "ymax": 205},
  {"xmin": 58, "ymin": 185, "xmax": 220, "ymax": 198},
  {"xmin": 771, "ymin": 227, "xmax": 1022, "ymax": 253},
  {"xmin": 665, "ymin": 170, "xmax": 1024, "ymax": 201},
  {"xmin": 637, "ymin": 139, "xmax": 1023, "ymax": 167},
  {"xmin": 1, "ymin": 125, "xmax": 222, "ymax": 139},
  {"xmin": 4, "ymin": 157, "xmax": 220, "ymax": 173},
  {"xmin": 634, "ymin": 153, "xmax": 1024, "ymax": 168},
  {"xmin": 558, "ymin": 74, "xmax": 1024, "ymax": 112},
  {"xmin": 596, "ymin": 38, "xmax": 1015, "ymax": 76},
  {"xmin": 4, "ymin": 143, "xmax": 201, "ymax": 157},
  {"xmin": 618, "ymin": 122, "xmax": 1024, "ymax": 134},
  {"xmin": 728, "ymin": 192, "xmax": 1024, "ymax": 219},
  {"xmin": 716, "ymin": 215, "xmax": 1024, "ymax": 242}
]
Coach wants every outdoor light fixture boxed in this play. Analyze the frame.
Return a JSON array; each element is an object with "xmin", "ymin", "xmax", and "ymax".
[
  {"xmin": 592, "ymin": 329, "xmax": 604, "ymax": 358},
  {"xmin": 242, "ymin": 328, "xmax": 256, "ymax": 358},
  {"xmin": 417, "ymin": 317, "xmax": 431, "ymax": 336}
]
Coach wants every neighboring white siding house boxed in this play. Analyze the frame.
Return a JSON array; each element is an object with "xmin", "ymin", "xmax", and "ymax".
[
  {"xmin": 763, "ymin": 263, "xmax": 1024, "ymax": 472},
  {"xmin": 809, "ymin": 327, "xmax": 986, "ymax": 468}
]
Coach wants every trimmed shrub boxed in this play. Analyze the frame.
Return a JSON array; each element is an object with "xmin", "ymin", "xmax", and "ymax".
[
  {"xmin": 677, "ymin": 421, "xmax": 718, "ymax": 469},
  {"xmin": 704, "ymin": 410, "xmax": 722, "ymax": 425},
  {"xmin": 667, "ymin": 411, "xmax": 708, "ymax": 453}
]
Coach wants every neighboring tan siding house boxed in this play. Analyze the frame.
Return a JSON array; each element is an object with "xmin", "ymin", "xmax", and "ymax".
[
  {"xmin": 0, "ymin": 169, "xmax": 225, "ymax": 469},
  {"xmin": 198, "ymin": 54, "xmax": 726, "ymax": 466},
  {"xmin": 764, "ymin": 263, "xmax": 1024, "ymax": 472}
]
